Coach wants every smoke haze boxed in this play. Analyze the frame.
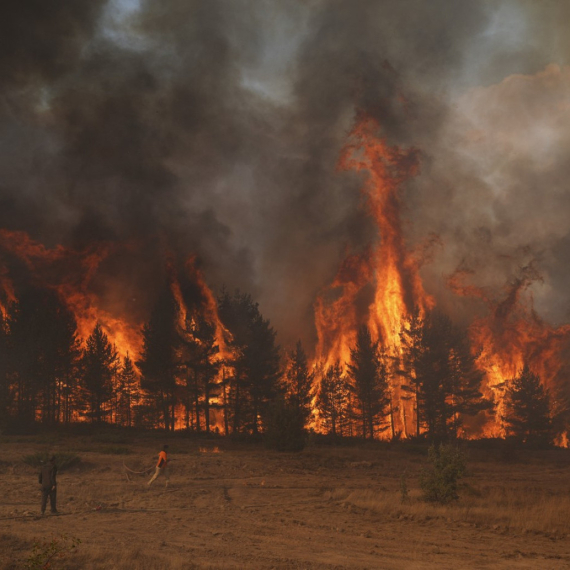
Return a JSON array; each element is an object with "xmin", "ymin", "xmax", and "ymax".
[{"xmin": 1, "ymin": 0, "xmax": 570, "ymax": 349}]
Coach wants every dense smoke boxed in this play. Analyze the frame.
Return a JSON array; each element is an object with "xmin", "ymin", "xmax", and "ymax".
[{"xmin": 1, "ymin": 0, "xmax": 569, "ymax": 349}]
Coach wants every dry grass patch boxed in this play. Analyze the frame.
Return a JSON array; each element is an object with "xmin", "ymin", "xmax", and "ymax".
[{"xmin": 330, "ymin": 480, "xmax": 570, "ymax": 536}]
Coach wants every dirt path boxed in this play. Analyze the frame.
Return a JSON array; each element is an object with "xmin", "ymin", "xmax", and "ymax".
[{"xmin": 1, "ymin": 441, "xmax": 570, "ymax": 569}]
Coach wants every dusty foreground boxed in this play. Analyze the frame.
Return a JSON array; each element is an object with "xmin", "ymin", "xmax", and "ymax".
[{"xmin": 1, "ymin": 435, "xmax": 570, "ymax": 569}]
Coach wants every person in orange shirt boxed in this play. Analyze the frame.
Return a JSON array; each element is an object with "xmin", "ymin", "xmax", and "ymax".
[{"xmin": 147, "ymin": 445, "xmax": 169, "ymax": 487}]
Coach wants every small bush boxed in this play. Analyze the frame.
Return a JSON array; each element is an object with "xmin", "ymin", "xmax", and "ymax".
[
  {"xmin": 25, "ymin": 533, "xmax": 81, "ymax": 569},
  {"xmin": 23, "ymin": 451, "xmax": 81, "ymax": 472},
  {"xmin": 420, "ymin": 444, "xmax": 466, "ymax": 504}
]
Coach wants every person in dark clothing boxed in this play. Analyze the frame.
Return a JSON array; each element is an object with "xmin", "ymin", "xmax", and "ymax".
[{"xmin": 39, "ymin": 456, "xmax": 58, "ymax": 515}]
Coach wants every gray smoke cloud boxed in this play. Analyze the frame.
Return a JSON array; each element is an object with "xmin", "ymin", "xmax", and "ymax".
[{"xmin": 1, "ymin": 0, "xmax": 569, "ymax": 349}]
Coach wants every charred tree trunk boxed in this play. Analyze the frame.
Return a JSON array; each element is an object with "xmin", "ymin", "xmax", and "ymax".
[{"xmin": 194, "ymin": 368, "xmax": 201, "ymax": 433}]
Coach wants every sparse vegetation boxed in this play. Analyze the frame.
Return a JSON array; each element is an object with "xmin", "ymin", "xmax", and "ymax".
[
  {"xmin": 3, "ymin": 435, "xmax": 570, "ymax": 569},
  {"xmin": 419, "ymin": 444, "xmax": 466, "ymax": 504},
  {"xmin": 25, "ymin": 534, "xmax": 81, "ymax": 569}
]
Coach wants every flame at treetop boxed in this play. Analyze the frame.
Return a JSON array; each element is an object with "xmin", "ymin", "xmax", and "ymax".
[
  {"xmin": 314, "ymin": 115, "xmax": 434, "ymax": 435},
  {"xmin": 313, "ymin": 115, "xmax": 570, "ymax": 440},
  {"xmin": 168, "ymin": 255, "xmax": 233, "ymax": 362},
  {"xmin": 0, "ymin": 229, "xmax": 143, "ymax": 360},
  {"xmin": 0, "ymin": 230, "xmax": 233, "ymax": 369},
  {"xmin": 316, "ymin": 116, "xmax": 433, "ymax": 366},
  {"xmin": 450, "ymin": 264, "xmax": 570, "ymax": 437}
]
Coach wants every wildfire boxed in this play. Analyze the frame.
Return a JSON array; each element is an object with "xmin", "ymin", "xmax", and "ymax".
[
  {"xmin": 167, "ymin": 256, "xmax": 235, "ymax": 432},
  {"xmin": 313, "ymin": 114, "xmax": 570, "ymax": 441},
  {"xmin": 0, "ymin": 229, "xmax": 142, "ymax": 360},
  {"xmin": 450, "ymin": 264, "xmax": 570, "ymax": 437},
  {"xmin": 314, "ymin": 115, "xmax": 433, "ymax": 435},
  {"xmin": 168, "ymin": 255, "xmax": 233, "ymax": 361}
]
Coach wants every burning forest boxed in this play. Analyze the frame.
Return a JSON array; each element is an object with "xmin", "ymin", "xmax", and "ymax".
[{"xmin": 1, "ymin": 1, "xmax": 570, "ymax": 449}]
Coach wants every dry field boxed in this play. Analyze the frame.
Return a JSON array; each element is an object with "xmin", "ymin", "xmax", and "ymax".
[{"xmin": 1, "ymin": 433, "xmax": 570, "ymax": 569}]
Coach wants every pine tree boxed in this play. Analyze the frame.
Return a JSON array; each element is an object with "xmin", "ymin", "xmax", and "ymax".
[
  {"xmin": 138, "ymin": 283, "xmax": 180, "ymax": 431},
  {"xmin": 9, "ymin": 286, "xmax": 80, "ymax": 426},
  {"xmin": 117, "ymin": 354, "xmax": 139, "ymax": 427},
  {"xmin": 81, "ymin": 323, "xmax": 118, "ymax": 423},
  {"xmin": 283, "ymin": 341, "xmax": 314, "ymax": 430},
  {"xmin": 447, "ymin": 329, "xmax": 489, "ymax": 437},
  {"xmin": 401, "ymin": 309, "xmax": 489, "ymax": 441},
  {"xmin": 46, "ymin": 297, "xmax": 81, "ymax": 425},
  {"xmin": 399, "ymin": 307, "xmax": 424, "ymax": 437},
  {"xmin": 347, "ymin": 326, "xmax": 390, "ymax": 439},
  {"xmin": 218, "ymin": 290, "xmax": 280, "ymax": 434},
  {"xmin": 316, "ymin": 362, "xmax": 350, "ymax": 438},
  {"xmin": 179, "ymin": 312, "xmax": 221, "ymax": 434},
  {"xmin": 417, "ymin": 311, "xmax": 454, "ymax": 440},
  {"xmin": 504, "ymin": 365, "xmax": 553, "ymax": 447}
]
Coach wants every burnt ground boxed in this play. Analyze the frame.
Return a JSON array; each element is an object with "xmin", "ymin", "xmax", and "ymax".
[{"xmin": 1, "ymin": 435, "xmax": 570, "ymax": 569}]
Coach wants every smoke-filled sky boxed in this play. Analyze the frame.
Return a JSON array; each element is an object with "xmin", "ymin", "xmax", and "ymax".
[{"xmin": 2, "ymin": 0, "xmax": 570, "ymax": 349}]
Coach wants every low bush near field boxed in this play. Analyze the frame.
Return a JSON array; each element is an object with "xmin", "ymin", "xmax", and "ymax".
[
  {"xmin": 419, "ymin": 444, "xmax": 466, "ymax": 504},
  {"xmin": 25, "ymin": 534, "xmax": 81, "ymax": 570}
]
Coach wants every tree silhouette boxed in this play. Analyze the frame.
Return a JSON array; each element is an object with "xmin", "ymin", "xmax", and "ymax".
[
  {"xmin": 81, "ymin": 323, "xmax": 118, "ymax": 423},
  {"xmin": 116, "ymin": 353, "xmax": 139, "ymax": 427},
  {"xmin": 9, "ymin": 286, "xmax": 80, "ymax": 425},
  {"xmin": 218, "ymin": 290, "xmax": 280, "ymax": 434},
  {"xmin": 179, "ymin": 311, "xmax": 221, "ymax": 434},
  {"xmin": 316, "ymin": 362, "xmax": 350, "ymax": 437},
  {"xmin": 401, "ymin": 309, "xmax": 489, "ymax": 441},
  {"xmin": 347, "ymin": 326, "xmax": 389, "ymax": 439},
  {"xmin": 283, "ymin": 341, "xmax": 314, "ymax": 430},
  {"xmin": 399, "ymin": 307, "xmax": 424, "ymax": 437},
  {"xmin": 138, "ymin": 282, "xmax": 179, "ymax": 431},
  {"xmin": 504, "ymin": 365, "xmax": 553, "ymax": 447}
]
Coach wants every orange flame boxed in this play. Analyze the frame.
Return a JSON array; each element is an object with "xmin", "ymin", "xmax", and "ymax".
[
  {"xmin": 314, "ymin": 115, "xmax": 433, "ymax": 435},
  {"xmin": 0, "ymin": 229, "xmax": 142, "ymax": 360},
  {"xmin": 450, "ymin": 265, "xmax": 570, "ymax": 437},
  {"xmin": 167, "ymin": 256, "xmax": 236, "ymax": 432}
]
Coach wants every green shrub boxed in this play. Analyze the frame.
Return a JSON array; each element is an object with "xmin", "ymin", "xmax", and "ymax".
[
  {"xmin": 23, "ymin": 452, "xmax": 81, "ymax": 472},
  {"xmin": 26, "ymin": 534, "xmax": 81, "ymax": 569},
  {"xmin": 420, "ymin": 444, "xmax": 466, "ymax": 504}
]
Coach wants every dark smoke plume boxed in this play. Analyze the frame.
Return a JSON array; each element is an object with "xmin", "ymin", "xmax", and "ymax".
[{"xmin": 1, "ymin": 0, "xmax": 569, "ymax": 348}]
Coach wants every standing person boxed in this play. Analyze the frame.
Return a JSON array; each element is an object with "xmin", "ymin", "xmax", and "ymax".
[
  {"xmin": 147, "ymin": 445, "xmax": 169, "ymax": 487},
  {"xmin": 39, "ymin": 456, "xmax": 58, "ymax": 515}
]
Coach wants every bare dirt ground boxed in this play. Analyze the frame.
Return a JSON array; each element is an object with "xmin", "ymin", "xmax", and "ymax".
[{"xmin": 1, "ymin": 434, "xmax": 570, "ymax": 569}]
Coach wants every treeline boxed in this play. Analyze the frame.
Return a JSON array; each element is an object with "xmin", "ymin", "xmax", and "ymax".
[
  {"xmin": 313, "ymin": 310, "xmax": 561, "ymax": 446},
  {"xmin": 0, "ymin": 282, "xmax": 562, "ymax": 446}
]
